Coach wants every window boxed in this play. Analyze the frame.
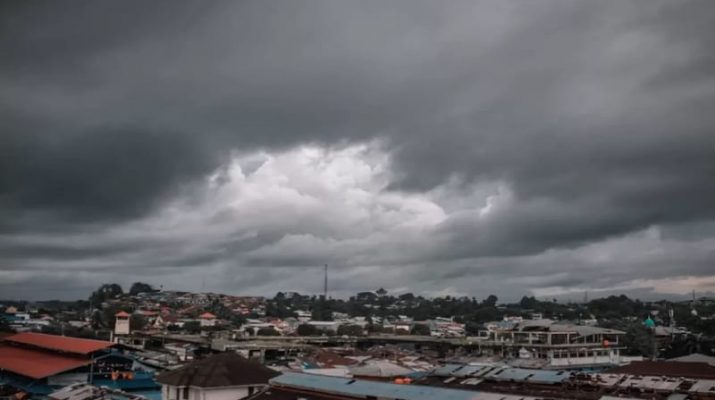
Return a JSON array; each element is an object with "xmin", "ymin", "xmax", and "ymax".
[{"xmin": 182, "ymin": 387, "xmax": 189, "ymax": 400}]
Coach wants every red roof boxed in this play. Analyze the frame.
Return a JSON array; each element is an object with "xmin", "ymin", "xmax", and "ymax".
[
  {"xmin": 199, "ymin": 312, "xmax": 216, "ymax": 319},
  {"xmin": 5, "ymin": 332, "xmax": 113, "ymax": 355},
  {"xmin": 115, "ymin": 311, "xmax": 131, "ymax": 317},
  {"xmin": 0, "ymin": 345, "xmax": 91, "ymax": 379}
]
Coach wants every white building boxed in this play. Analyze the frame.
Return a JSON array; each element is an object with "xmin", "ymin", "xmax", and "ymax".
[
  {"xmin": 307, "ymin": 321, "xmax": 339, "ymax": 333},
  {"xmin": 114, "ymin": 311, "xmax": 130, "ymax": 336},
  {"xmin": 155, "ymin": 353, "xmax": 278, "ymax": 400},
  {"xmin": 199, "ymin": 312, "xmax": 217, "ymax": 327}
]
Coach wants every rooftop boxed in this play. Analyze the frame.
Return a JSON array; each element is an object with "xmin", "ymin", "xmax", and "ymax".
[
  {"xmin": 5, "ymin": 332, "xmax": 113, "ymax": 355},
  {"xmin": 0, "ymin": 345, "xmax": 91, "ymax": 379},
  {"xmin": 668, "ymin": 353, "xmax": 715, "ymax": 366},
  {"xmin": 609, "ymin": 360, "xmax": 715, "ymax": 380},
  {"xmin": 49, "ymin": 383, "xmax": 147, "ymax": 400},
  {"xmin": 155, "ymin": 352, "xmax": 279, "ymax": 388},
  {"xmin": 270, "ymin": 372, "xmax": 538, "ymax": 400}
]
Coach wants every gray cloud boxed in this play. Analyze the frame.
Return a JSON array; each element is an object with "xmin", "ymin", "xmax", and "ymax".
[{"xmin": 1, "ymin": 0, "xmax": 714, "ymax": 300}]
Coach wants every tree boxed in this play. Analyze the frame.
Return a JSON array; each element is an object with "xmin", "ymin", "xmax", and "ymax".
[
  {"xmin": 0, "ymin": 317, "xmax": 12, "ymax": 333},
  {"xmin": 100, "ymin": 304, "xmax": 121, "ymax": 329},
  {"xmin": 297, "ymin": 324, "xmax": 320, "ymax": 336},
  {"xmin": 623, "ymin": 323, "xmax": 656, "ymax": 358},
  {"xmin": 256, "ymin": 327, "xmax": 281, "ymax": 336},
  {"xmin": 184, "ymin": 321, "xmax": 201, "ymax": 334},
  {"xmin": 465, "ymin": 321, "xmax": 482, "ymax": 336},
  {"xmin": 89, "ymin": 283, "xmax": 123, "ymax": 304},
  {"xmin": 311, "ymin": 303, "xmax": 332, "ymax": 321},
  {"xmin": 410, "ymin": 324, "xmax": 431, "ymax": 336},
  {"xmin": 129, "ymin": 282, "xmax": 158, "ymax": 296},
  {"xmin": 130, "ymin": 314, "xmax": 147, "ymax": 331},
  {"xmin": 470, "ymin": 306, "xmax": 501, "ymax": 323},
  {"xmin": 519, "ymin": 296, "xmax": 538, "ymax": 309},
  {"xmin": 398, "ymin": 293, "xmax": 415, "ymax": 301},
  {"xmin": 483, "ymin": 295, "xmax": 498, "ymax": 307},
  {"xmin": 337, "ymin": 324, "xmax": 364, "ymax": 337}
]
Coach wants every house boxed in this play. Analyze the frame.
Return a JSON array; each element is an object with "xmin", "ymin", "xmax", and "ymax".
[
  {"xmin": 198, "ymin": 312, "xmax": 216, "ymax": 327},
  {"xmin": 153, "ymin": 315, "xmax": 181, "ymax": 330},
  {"xmin": 155, "ymin": 353, "xmax": 279, "ymax": 400}
]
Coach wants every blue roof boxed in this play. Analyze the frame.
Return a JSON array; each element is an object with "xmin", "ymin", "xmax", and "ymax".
[{"xmin": 271, "ymin": 372, "xmax": 537, "ymax": 400}]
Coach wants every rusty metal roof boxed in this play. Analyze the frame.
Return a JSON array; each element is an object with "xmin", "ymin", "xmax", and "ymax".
[
  {"xmin": 5, "ymin": 332, "xmax": 113, "ymax": 355},
  {"xmin": 0, "ymin": 345, "xmax": 91, "ymax": 379}
]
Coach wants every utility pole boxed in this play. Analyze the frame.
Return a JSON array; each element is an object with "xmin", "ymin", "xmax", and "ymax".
[{"xmin": 324, "ymin": 264, "xmax": 328, "ymax": 299}]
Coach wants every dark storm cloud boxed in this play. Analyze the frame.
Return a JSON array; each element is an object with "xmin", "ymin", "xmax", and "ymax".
[{"xmin": 2, "ymin": 0, "xmax": 715, "ymax": 299}]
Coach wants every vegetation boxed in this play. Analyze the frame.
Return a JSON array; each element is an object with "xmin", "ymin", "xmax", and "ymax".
[
  {"xmin": 296, "ymin": 324, "xmax": 320, "ymax": 336},
  {"xmin": 410, "ymin": 324, "xmax": 431, "ymax": 336},
  {"xmin": 89, "ymin": 283, "xmax": 123, "ymax": 305},
  {"xmin": 256, "ymin": 327, "xmax": 281, "ymax": 336},
  {"xmin": 129, "ymin": 282, "xmax": 159, "ymax": 296},
  {"xmin": 183, "ymin": 321, "xmax": 201, "ymax": 334},
  {"xmin": 337, "ymin": 324, "xmax": 365, "ymax": 336}
]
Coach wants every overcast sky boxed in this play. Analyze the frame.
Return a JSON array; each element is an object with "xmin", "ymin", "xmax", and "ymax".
[{"xmin": 2, "ymin": 0, "xmax": 714, "ymax": 301}]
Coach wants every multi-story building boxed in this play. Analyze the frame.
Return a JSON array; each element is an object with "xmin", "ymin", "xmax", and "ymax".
[{"xmin": 478, "ymin": 319, "xmax": 635, "ymax": 368}]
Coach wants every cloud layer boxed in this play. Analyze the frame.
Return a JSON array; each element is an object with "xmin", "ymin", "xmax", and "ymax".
[{"xmin": 1, "ymin": 0, "xmax": 714, "ymax": 300}]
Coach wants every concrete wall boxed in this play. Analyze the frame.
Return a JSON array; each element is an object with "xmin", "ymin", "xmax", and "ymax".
[{"xmin": 163, "ymin": 384, "xmax": 264, "ymax": 400}]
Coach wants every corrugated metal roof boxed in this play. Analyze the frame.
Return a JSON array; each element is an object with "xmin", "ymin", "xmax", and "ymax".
[
  {"xmin": 49, "ymin": 383, "xmax": 147, "ymax": 400},
  {"xmin": 669, "ymin": 353, "xmax": 715, "ymax": 366},
  {"xmin": 350, "ymin": 360, "xmax": 413, "ymax": 377},
  {"xmin": 618, "ymin": 375, "xmax": 683, "ymax": 391},
  {"xmin": 689, "ymin": 379, "xmax": 715, "ymax": 393},
  {"xmin": 435, "ymin": 364, "xmax": 569, "ymax": 384},
  {"xmin": 610, "ymin": 360, "xmax": 715, "ymax": 379},
  {"xmin": 6, "ymin": 332, "xmax": 113, "ymax": 355},
  {"xmin": 271, "ymin": 372, "xmax": 538, "ymax": 400},
  {"xmin": 484, "ymin": 368, "xmax": 570, "ymax": 384},
  {"xmin": 0, "ymin": 345, "xmax": 91, "ymax": 379},
  {"xmin": 433, "ymin": 364, "xmax": 466, "ymax": 376}
]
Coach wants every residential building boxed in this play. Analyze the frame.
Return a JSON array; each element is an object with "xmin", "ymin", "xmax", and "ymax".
[
  {"xmin": 155, "ymin": 353, "xmax": 279, "ymax": 400},
  {"xmin": 199, "ymin": 312, "xmax": 216, "ymax": 328}
]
